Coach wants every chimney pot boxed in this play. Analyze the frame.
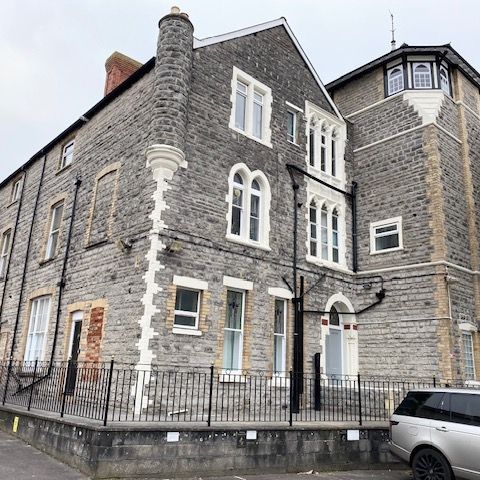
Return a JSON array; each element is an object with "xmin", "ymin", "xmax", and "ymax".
[{"xmin": 170, "ymin": 6, "xmax": 180, "ymax": 14}]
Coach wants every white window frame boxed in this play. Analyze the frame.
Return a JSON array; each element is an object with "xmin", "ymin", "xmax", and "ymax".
[
  {"xmin": 45, "ymin": 202, "xmax": 64, "ymax": 260},
  {"xmin": 226, "ymin": 164, "xmax": 271, "ymax": 251},
  {"xmin": 370, "ymin": 216, "xmax": 403, "ymax": 254},
  {"xmin": 439, "ymin": 65, "xmax": 450, "ymax": 95},
  {"xmin": 229, "ymin": 67, "xmax": 272, "ymax": 148},
  {"xmin": 287, "ymin": 110, "xmax": 297, "ymax": 144},
  {"xmin": 273, "ymin": 298, "xmax": 287, "ymax": 376},
  {"xmin": 222, "ymin": 288, "xmax": 245, "ymax": 374},
  {"xmin": 60, "ymin": 140, "xmax": 75, "ymax": 169},
  {"xmin": 0, "ymin": 229, "xmax": 12, "ymax": 278},
  {"xmin": 24, "ymin": 296, "xmax": 51, "ymax": 362},
  {"xmin": 387, "ymin": 66, "xmax": 404, "ymax": 95},
  {"xmin": 413, "ymin": 62, "xmax": 432, "ymax": 89},
  {"xmin": 10, "ymin": 179, "xmax": 22, "ymax": 203},
  {"xmin": 462, "ymin": 332, "xmax": 476, "ymax": 380},
  {"xmin": 173, "ymin": 288, "xmax": 201, "ymax": 331}
]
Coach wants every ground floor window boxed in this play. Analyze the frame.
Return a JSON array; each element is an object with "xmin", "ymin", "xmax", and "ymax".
[
  {"xmin": 463, "ymin": 333, "xmax": 476, "ymax": 380},
  {"xmin": 273, "ymin": 298, "xmax": 287, "ymax": 375},
  {"xmin": 174, "ymin": 288, "xmax": 200, "ymax": 330},
  {"xmin": 223, "ymin": 290, "xmax": 245, "ymax": 371},
  {"xmin": 24, "ymin": 296, "xmax": 51, "ymax": 362}
]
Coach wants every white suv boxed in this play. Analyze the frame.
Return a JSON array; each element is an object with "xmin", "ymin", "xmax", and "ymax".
[{"xmin": 390, "ymin": 389, "xmax": 480, "ymax": 480}]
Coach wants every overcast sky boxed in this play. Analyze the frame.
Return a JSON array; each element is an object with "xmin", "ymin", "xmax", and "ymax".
[{"xmin": 1, "ymin": 0, "xmax": 479, "ymax": 182}]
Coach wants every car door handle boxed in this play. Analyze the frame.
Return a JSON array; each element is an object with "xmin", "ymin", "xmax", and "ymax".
[{"xmin": 435, "ymin": 427, "xmax": 449, "ymax": 432}]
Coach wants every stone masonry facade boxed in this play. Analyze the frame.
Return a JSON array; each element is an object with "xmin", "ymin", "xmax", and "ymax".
[{"xmin": 0, "ymin": 8, "xmax": 479, "ymax": 385}]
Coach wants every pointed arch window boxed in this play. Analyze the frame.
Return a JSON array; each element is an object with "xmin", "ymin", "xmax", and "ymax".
[
  {"xmin": 387, "ymin": 66, "xmax": 404, "ymax": 95},
  {"xmin": 227, "ymin": 165, "xmax": 271, "ymax": 250},
  {"xmin": 309, "ymin": 128, "xmax": 315, "ymax": 167},
  {"xmin": 413, "ymin": 63, "xmax": 432, "ymax": 89}
]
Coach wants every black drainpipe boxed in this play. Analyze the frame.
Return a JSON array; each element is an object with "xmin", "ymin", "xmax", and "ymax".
[
  {"xmin": 351, "ymin": 181, "xmax": 358, "ymax": 273},
  {"xmin": 0, "ymin": 170, "xmax": 28, "ymax": 326},
  {"xmin": 48, "ymin": 177, "xmax": 82, "ymax": 368}
]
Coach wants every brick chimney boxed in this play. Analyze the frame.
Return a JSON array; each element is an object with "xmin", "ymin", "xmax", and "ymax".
[{"xmin": 104, "ymin": 51, "xmax": 142, "ymax": 96}]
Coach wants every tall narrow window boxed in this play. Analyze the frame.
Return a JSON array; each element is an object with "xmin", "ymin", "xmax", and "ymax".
[
  {"xmin": 321, "ymin": 205, "xmax": 328, "ymax": 260},
  {"xmin": 252, "ymin": 91, "xmax": 264, "ymax": 139},
  {"xmin": 320, "ymin": 129, "xmax": 327, "ymax": 172},
  {"xmin": 413, "ymin": 63, "xmax": 432, "ymax": 89},
  {"xmin": 287, "ymin": 111, "xmax": 296, "ymax": 143},
  {"xmin": 309, "ymin": 201, "xmax": 318, "ymax": 257},
  {"xmin": 332, "ymin": 208, "xmax": 339, "ymax": 263},
  {"xmin": 439, "ymin": 66, "xmax": 450, "ymax": 95},
  {"xmin": 235, "ymin": 82, "xmax": 247, "ymax": 131},
  {"xmin": 61, "ymin": 140, "xmax": 75, "ymax": 169},
  {"xmin": 45, "ymin": 202, "xmax": 64, "ymax": 260},
  {"xmin": 223, "ymin": 290, "xmax": 244, "ymax": 372},
  {"xmin": 387, "ymin": 67, "xmax": 404, "ymax": 95},
  {"xmin": 463, "ymin": 333, "xmax": 476, "ymax": 380},
  {"xmin": 24, "ymin": 296, "xmax": 51, "ymax": 362},
  {"xmin": 249, "ymin": 179, "xmax": 261, "ymax": 241},
  {"xmin": 331, "ymin": 131, "xmax": 337, "ymax": 177},
  {"xmin": 10, "ymin": 179, "xmax": 22, "ymax": 203},
  {"xmin": 309, "ymin": 128, "xmax": 315, "ymax": 166},
  {"xmin": 273, "ymin": 299, "xmax": 287, "ymax": 375},
  {"xmin": 231, "ymin": 173, "xmax": 244, "ymax": 236},
  {"xmin": 0, "ymin": 230, "xmax": 12, "ymax": 278}
]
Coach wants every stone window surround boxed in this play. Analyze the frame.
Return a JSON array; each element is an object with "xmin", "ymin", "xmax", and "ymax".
[
  {"xmin": 84, "ymin": 162, "xmax": 121, "ymax": 247},
  {"xmin": 172, "ymin": 275, "xmax": 209, "ymax": 336},
  {"xmin": 305, "ymin": 100, "xmax": 346, "ymax": 188},
  {"xmin": 369, "ymin": 216, "xmax": 403, "ymax": 255},
  {"xmin": 58, "ymin": 138, "xmax": 76, "ymax": 172},
  {"xmin": 9, "ymin": 177, "xmax": 23, "ymax": 205},
  {"xmin": 229, "ymin": 66, "xmax": 273, "ymax": 148},
  {"xmin": 225, "ymin": 163, "xmax": 271, "ymax": 251},
  {"xmin": 39, "ymin": 193, "xmax": 68, "ymax": 264},
  {"xmin": 0, "ymin": 224, "xmax": 13, "ymax": 280}
]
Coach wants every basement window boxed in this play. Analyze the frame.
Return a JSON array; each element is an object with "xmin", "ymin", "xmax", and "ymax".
[{"xmin": 370, "ymin": 217, "xmax": 403, "ymax": 254}]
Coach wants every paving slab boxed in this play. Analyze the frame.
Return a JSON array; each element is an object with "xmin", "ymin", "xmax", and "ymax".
[{"xmin": 0, "ymin": 429, "xmax": 87, "ymax": 480}]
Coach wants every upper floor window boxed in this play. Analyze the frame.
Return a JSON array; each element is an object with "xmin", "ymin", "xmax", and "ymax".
[
  {"xmin": 287, "ymin": 110, "xmax": 297, "ymax": 144},
  {"xmin": 0, "ymin": 229, "xmax": 12, "ymax": 278},
  {"xmin": 226, "ymin": 164, "xmax": 271, "ymax": 250},
  {"xmin": 61, "ymin": 140, "xmax": 75, "ymax": 169},
  {"xmin": 229, "ymin": 67, "xmax": 272, "ymax": 147},
  {"xmin": 413, "ymin": 63, "xmax": 432, "ymax": 89},
  {"xmin": 387, "ymin": 66, "xmax": 404, "ymax": 95},
  {"xmin": 24, "ymin": 296, "xmax": 51, "ymax": 362},
  {"xmin": 370, "ymin": 216, "xmax": 403, "ymax": 254},
  {"xmin": 10, "ymin": 179, "xmax": 22, "ymax": 203},
  {"xmin": 308, "ymin": 200, "xmax": 343, "ymax": 265},
  {"xmin": 45, "ymin": 202, "xmax": 64, "ymax": 260},
  {"xmin": 439, "ymin": 65, "xmax": 450, "ymax": 95},
  {"xmin": 273, "ymin": 298, "xmax": 287, "ymax": 375}
]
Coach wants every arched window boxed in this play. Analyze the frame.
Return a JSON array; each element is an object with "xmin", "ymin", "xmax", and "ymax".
[
  {"xmin": 321, "ymin": 205, "xmax": 328, "ymax": 260},
  {"xmin": 439, "ymin": 66, "xmax": 450, "ymax": 95},
  {"xmin": 227, "ymin": 164, "xmax": 271, "ymax": 249},
  {"xmin": 231, "ymin": 173, "xmax": 244, "ymax": 236},
  {"xmin": 329, "ymin": 305, "xmax": 340, "ymax": 326},
  {"xmin": 249, "ymin": 179, "xmax": 261, "ymax": 241},
  {"xmin": 413, "ymin": 63, "xmax": 432, "ymax": 89},
  {"xmin": 309, "ymin": 200, "xmax": 318, "ymax": 257},
  {"xmin": 332, "ymin": 208, "xmax": 339, "ymax": 263},
  {"xmin": 387, "ymin": 67, "xmax": 404, "ymax": 95}
]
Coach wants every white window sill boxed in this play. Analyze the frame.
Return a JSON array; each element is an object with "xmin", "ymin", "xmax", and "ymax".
[
  {"xmin": 369, "ymin": 246, "xmax": 403, "ymax": 255},
  {"xmin": 56, "ymin": 163, "xmax": 72, "ymax": 175},
  {"xmin": 229, "ymin": 126, "xmax": 272, "ymax": 149},
  {"xmin": 306, "ymin": 254, "xmax": 352, "ymax": 273},
  {"xmin": 219, "ymin": 372, "xmax": 246, "ymax": 383},
  {"xmin": 287, "ymin": 139, "xmax": 301, "ymax": 147},
  {"xmin": 226, "ymin": 234, "xmax": 271, "ymax": 251},
  {"xmin": 172, "ymin": 327, "xmax": 202, "ymax": 336},
  {"xmin": 307, "ymin": 166, "xmax": 345, "ymax": 188}
]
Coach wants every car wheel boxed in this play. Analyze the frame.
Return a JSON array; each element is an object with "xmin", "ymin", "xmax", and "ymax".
[{"xmin": 412, "ymin": 448, "xmax": 452, "ymax": 480}]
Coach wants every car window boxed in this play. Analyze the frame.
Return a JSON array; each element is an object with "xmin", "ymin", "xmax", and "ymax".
[
  {"xmin": 394, "ymin": 392, "xmax": 444, "ymax": 419},
  {"xmin": 450, "ymin": 394, "xmax": 480, "ymax": 426}
]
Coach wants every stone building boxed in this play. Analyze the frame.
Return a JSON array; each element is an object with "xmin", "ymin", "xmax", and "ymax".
[{"xmin": 0, "ymin": 7, "xmax": 479, "ymax": 384}]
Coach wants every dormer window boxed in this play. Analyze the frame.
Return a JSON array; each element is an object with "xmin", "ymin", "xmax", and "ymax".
[
  {"xmin": 387, "ymin": 66, "xmax": 404, "ymax": 95},
  {"xmin": 439, "ymin": 65, "xmax": 450, "ymax": 95},
  {"xmin": 413, "ymin": 63, "xmax": 432, "ymax": 89}
]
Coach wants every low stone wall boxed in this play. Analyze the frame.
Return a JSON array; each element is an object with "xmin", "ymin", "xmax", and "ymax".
[{"xmin": 0, "ymin": 406, "xmax": 399, "ymax": 479}]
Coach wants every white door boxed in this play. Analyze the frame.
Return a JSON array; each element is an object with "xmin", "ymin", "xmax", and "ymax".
[{"xmin": 325, "ymin": 306, "xmax": 343, "ymax": 376}]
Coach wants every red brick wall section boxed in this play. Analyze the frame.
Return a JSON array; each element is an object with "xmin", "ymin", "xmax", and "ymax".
[
  {"xmin": 85, "ymin": 307, "xmax": 104, "ymax": 364},
  {"xmin": 104, "ymin": 51, "xmax": 142, "ymax": 96}
]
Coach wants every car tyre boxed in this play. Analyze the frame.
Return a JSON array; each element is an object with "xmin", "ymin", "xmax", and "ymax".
[{"xmin": 412, "ymin": 448, "xmax": 452, "ymax": 480}]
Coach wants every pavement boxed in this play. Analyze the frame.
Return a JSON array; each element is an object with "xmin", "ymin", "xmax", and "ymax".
[{"xmin": 0, "ymin": 428, "xmax": 412, "ymax": 480}]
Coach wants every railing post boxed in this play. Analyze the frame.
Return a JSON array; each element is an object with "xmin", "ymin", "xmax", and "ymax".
[
  {"xmin": 289, "ymin": 369, "xmax": 293, "ymax": 426},
  {"xmin": 27, "ymin": 360, "xmax": 38, "ymax": 411},
  {"xmin": 207, "ymin": 365, "xmax": 214, "ymax": 427},
  {"xmin": 103, "ymin": 358, "xmax": 115, "ymax": 427},
  {"xmin": 60, "ymin": 360, "xmax": 70, "ymax": 418},
  {"xmin": 357, "ymin": 373, "xmax": 363, "ymax": 426},
  {"xmin": 2, "ymin": 357, "xmax": 13, "ymax": 406},
  {"xmin": 433, "ymin": 376, "xmax": 437, "ymax": 387}
]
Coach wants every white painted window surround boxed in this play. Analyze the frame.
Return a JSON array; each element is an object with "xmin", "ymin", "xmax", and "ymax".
[
  {"xmin": 173, "ymin": 275, "xmax": 208, "ymax": 291},
  {"xmin": 462, "ymin": 332, "xmax": 476, "ymax": 380},
  {"xmin": 370, "ymin": 216, "xmax": 403, "ymax": 254},
  {"xmin": 225, "ymin": 163, "xmax": 271, "ymax": 251},
  {"xmin": 223, "ymin": 276, "xmax": 253, "ymax": 291},
  {"xmin": 229, "ymin": 67, "xmax": 272, "ymax": 148}
]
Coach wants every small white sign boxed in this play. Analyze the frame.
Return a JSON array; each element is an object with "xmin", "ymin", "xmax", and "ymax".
[
  {"xmin": 167, "ymin": 431, "xmax": 180, "ymax": 442},
  {"xmin": 347, "ymin": 429, "xmax": 360, "ymax": 441},
  {"xmin": 246, "ymin": 430, "xmax": 257, "ymax": 440}
]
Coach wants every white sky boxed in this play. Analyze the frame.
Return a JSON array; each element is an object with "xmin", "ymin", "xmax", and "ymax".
[{"xmin": 1, "ymin": 0, "xmax": 479, "ymax": 182}]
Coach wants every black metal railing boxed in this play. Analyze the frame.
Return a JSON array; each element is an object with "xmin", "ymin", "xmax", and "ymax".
[{"xmin": 0, "ymin": 360, "xmax": 477, "ymax": 426}]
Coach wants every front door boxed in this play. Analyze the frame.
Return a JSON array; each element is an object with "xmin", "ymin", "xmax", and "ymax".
[
  {"xmin": 325, "ymin": 329, "xmax": 343, "ymax": 376},
  {"xmin": 65, "ymin": 312, "xmax": 82, "ymax": 395}
]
